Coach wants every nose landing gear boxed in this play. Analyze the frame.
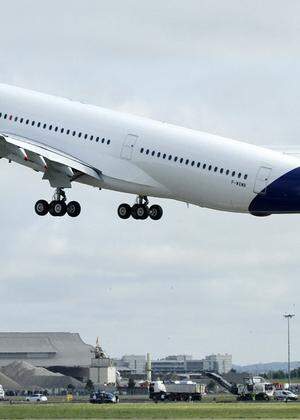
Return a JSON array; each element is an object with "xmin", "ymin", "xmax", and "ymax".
[
  {"xmin": 35, "ymin": 188, "xmax": 81, "ymax": 218},
  {"xmin": 118, "ymin": 196, "xmax": 163, "ymax": 221}
]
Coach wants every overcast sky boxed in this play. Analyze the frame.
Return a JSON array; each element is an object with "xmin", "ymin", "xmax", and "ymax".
[{"xmin": 0, "ymin": 0, "xmax": 300, "ymax": 365}]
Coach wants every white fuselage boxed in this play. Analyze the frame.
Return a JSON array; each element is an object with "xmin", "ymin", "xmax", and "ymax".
[{"xmin": 0, "ymin": 84, "xmax": 299, "ymax": 215}]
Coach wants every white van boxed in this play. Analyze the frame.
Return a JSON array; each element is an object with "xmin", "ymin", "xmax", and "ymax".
[{"xmin": 274, "ymin": 389, "xmax": 298, "ymax": 401}]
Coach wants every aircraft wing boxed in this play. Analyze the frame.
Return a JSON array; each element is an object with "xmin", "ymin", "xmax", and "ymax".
[{"xmin": 0, "ymin": 133, "xmax": 102, "ymax": 188}]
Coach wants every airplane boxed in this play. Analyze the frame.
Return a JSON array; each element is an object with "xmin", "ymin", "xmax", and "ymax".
[{"xmin": 0, "ymin": 83, "xmax": 299, "ymax": 220}]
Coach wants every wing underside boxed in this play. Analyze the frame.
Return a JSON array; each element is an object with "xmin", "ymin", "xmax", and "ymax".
[{"xmin": 0, "ymin": 133, "xmax": 102, "ymax": 188}]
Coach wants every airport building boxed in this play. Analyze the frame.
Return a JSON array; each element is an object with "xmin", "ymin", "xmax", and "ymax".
[
  {"xmin": 120, "ymin": 355, "xmax": 146, "ymax": 375},
  {"xmin": 152, "ymin": 354, "xmax": 232, "ymax": 375},
  {"xmin": 204, "ymin": 354, "xmax": 233, "ymax": 374},
  {"xmin": 0, "ymin": 332, "xmax": 93, "ymax": 381},
  {"xmin": 0, "ymin": 332, "xmax": 232, "ymax": 384}
]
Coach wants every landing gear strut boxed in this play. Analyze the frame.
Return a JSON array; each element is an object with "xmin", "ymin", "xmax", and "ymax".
[
  {"xmin": 35, "ymin": 188, "xmax": 81, "ymax": 218},
  {"xmin": 118, "ymin": 196, "xmax": 163, "ymax": 221}
]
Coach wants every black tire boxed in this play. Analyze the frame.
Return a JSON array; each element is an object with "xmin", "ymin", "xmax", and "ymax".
[
  {"xmin": 35, "ymin": 200, "xmax": 49, "ymax": 216},
  {"xmin": 49, "ymin": 201, "xmax": 67, "ymax": 217},
  {"xmin": 131, "ymin": 204, "xmax": 148, "ymax": 220},
  {"xmin": 49, "ymin": 201, "xmax": 58, "ymax": 216},
  {"xmin": 67, "ymin": 201, "xmax": 81, "ymax": 218},
  {"xmin": 131, "ymin": 204, "xmax": 139, "ymax": 220},
  {"xmin": 149, "ymin": 205, "xmax": 163, "ymax": 220},
  {"xmin": 118, "ymin": 204, "xmax": 131, "ymax": 219}
]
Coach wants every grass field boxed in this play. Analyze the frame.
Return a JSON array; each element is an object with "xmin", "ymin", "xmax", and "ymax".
[{"xmin": 0, "ymin": 402, "xmax": 299, "ymax": 419}]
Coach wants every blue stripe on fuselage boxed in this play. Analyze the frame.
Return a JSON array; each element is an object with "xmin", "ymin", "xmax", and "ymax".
[{"xmin": 249, "ymin": 167, "xmax": 300, "ymax": 214}]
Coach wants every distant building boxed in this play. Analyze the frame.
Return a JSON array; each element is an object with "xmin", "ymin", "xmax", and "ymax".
[
  {"xmin": 120, "ymin": 355, "xmax": 146, "ymax": 375},
  {"xmin": 89, "ymin": 338, "xmax": 116, "ymax": 386},
  {"xmin": 186, "ymin": 359, "xmax": 205, "ymax": 372},
  {"xmin": 0, "ymin": 332, "xmax": 93, "ymax": 381},
  {"xmin": 152, "ymin": 353, "xmax": 232, "ymax": 375},
  {"xmin": 152, "ymin": 355, "xmax": 192, "ymax": 374},
  {"xmin": 152, "ymin": 358, "xmax": 185, "ymax": 374},
  {"xmin": 204, "ymin": 354, "xmax": 232, "ymax": 374}
]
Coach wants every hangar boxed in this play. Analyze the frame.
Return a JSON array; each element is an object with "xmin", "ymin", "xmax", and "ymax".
[{"xmin": 0, "ymin": 332, "xmax": 93, "ymax": 381}]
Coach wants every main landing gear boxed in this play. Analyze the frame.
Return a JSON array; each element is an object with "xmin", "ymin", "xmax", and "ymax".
[
  {"xmin": 118, "ymin": 196, "xmax": 163, "ymax": 221},
  {"xmin": 35, "ymin": 188, "xmax": 81, "ymax": 218}
]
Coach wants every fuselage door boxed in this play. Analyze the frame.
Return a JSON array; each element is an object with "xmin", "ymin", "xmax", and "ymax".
[
  {"xmin": 254, "ymin": 166, "xmax": 272, "ymax": 195},
  {"xmin": 121, "ymin": 134, "xmax": 139, "ymax": 160}
]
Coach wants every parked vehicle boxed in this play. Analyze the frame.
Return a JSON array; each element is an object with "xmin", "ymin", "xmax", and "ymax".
[
  {"xmin": 26, "ymin": 394, "xmax": 47, "ymax": 402},
  {"xmin": 149, "ymin": 381, "xmax": 204, "ymax": 402},
  {"xmin": 90, "ymin": 391, "xmax": 119, "ymax": 404},
  {"xmin": 274, "ymin": 390, "xmax": 298, "ymax": 401}
]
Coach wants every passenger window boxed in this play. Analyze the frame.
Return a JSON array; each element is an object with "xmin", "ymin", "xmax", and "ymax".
[
  {"xmin": 90, "ymin": 135, "xmax": 94, "ymax": 141},
  {"xmin": 146, "ymin": 149, "xmax": 150, "ymax": 155},
  {"xmin": 95, "ymin": 136, "xmax": 99, "ymax": 142},
  {"xmin": 66, "ymin": 129, "xmax": 70, "ymax": 135},
  {"xmin": 203, "ymin": 163, "xmax": 206, "ymax": 169},
  {"xmin": 197, "ymin": 162, "xmax": 201, "ymax": 168},
  {"xmin": 78, "ymin": 133, "xmax": 82, "ymax": 138},
  {"xmin": 20, "ymin": 118, "xmax": 24, "ymax": 123},
  {"xmin": 14, "ymin": 117, "xmax": 18, "ymax": 122},
  {"xmin": 107, "ymin": 140, "xmax": 111, "ymax": 145},
  {"xmin": 208, "ymin": 165, "xmax": 212, "ymax": 171},
  {"xmin": 84, "ymin": 134, "xmax": 88, "ymax": 139},
  {"xmin": 180, "ymin": 158, "xmax": 183, "ymax": 163},
  {"xmin": 55, "ymin": 127, "xmax": 58, "ymax": 132},
  {"xmin": 220, "ymin": 168, "xmax": 224, "ymax": 174},
  {"xmin": 226, "ymin": 170, "xmax": 230, "ymax": 175},
  {"xmin": 37, "ymin": 122, "xmax": 41, "ymax": 128},
  {"xmin": 49, "ymin": 125, "xmax": 53, "ymax": 130},
  {"xmin": 244, "ymin": 174, "xmax": 248, "ymax": 180},
  {"xmin": 152, "ymin": 151, "xmax": 155, "ymax": 156},
  {"xmin": 31, "ymin": 121, "xmax": 35, "ymax": 126},
  {"xmin": 61, "ymin": 128, "xmax": 64, "ymax": 133},
  {"xmin": 232, "ymin": 171, "xmax": 236, "ymax": 177},
  {"xmin": 163, "ymin": 154, "xmax": 166, "ymax": 159},
  {"xmin": 73, "ymin": 131, "xmax": 76, "ymax": 136},
  {"xmin": 174, "ymin": 156, "xmax": 178, "ymax": 162},
  {"xmin": 238, "ymin": 173, "xmax": 241, "ymax": 178},
  {"xmin": 185, "ymin": 159, "xmax": 189, "ymax": 165},
  {"xmin": 26, "ymin": 119, "xmax": 29, "ymax": 125},
  {"xmin": 4, "ymin": 114, "xmax": 7, "ymax": 119},
  {"xmin": 191, "ymin": 161, "xmax": 195, "ymax": 166},
  {"xmin": 101, "ymin": 138, "xmax": 105, "ymax": 144},
  {"xmin": 140, "ymin": 148, "xmax": 144, "ymax": 153},
  {"xmin": 157, "ymin": 152, "xmax": 161, "ymax": 157},
  {"xmin": 168, "ymin": 155, "xmax": 172, "ymax": 160},
  {"xmin": 214, "ymin": 167, "xmax": 218, "ymax": 172}
]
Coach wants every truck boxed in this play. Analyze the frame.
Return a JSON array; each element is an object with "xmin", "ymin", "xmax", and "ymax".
[
  {"xmin": 205, "ymin": 372, "xmax": 274, "ymax": 401},
  {"xmin": 149, "ymin": 380, "xmax": 205, "ymax": 402}
]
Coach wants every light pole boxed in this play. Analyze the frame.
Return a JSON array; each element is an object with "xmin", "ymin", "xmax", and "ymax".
[{"xmin": 283, "ymin": 313, "xmax": 295, "ymax": 387}]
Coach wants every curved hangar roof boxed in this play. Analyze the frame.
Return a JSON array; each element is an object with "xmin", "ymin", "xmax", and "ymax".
[{"xmin": 0, "ymin": 332, "xmax": 93, "ymax": 367}]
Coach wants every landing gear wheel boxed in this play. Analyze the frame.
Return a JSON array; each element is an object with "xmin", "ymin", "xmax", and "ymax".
[
  {"xmin": 131, "ymin": 204, "xmax": 149, "ymax": 220},
  {"xmin": 118, "ymin": 204, "xmax": 131, "ymax": 219},
  {"xmin": 49, "ymin": 200, "xmax": 67, "ymax": 217},
  {"xmin": 35, "ymin": 200, "xmax": 49, "ymax": 216},
  {"xmin": 131, "ymin": 204, "xmax": 139, "ymax": 220},
  {"xmin": 67, "ymin": 201, "xmax": 81, "ymax": 218},
  {"xmin": 149, "ymin": 205, "xmax": 163, "ymax": 220}
]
